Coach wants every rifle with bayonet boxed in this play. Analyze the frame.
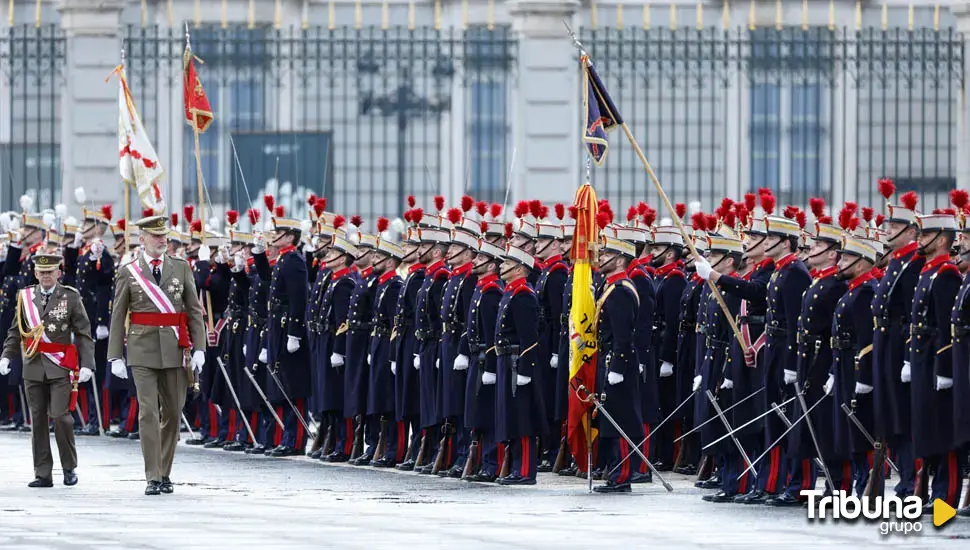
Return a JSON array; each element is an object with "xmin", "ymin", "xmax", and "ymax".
[
  {"xmin": 372, "ymin": 415, "xmax": 388, "ymax": 464},
  {"xmin": 431, "ymin": 421, "xmax": 453, "ymax": 475},
  {"xmin": 350, "ymin": 414, "xmax": 364, "ymax": 461},
  {"xmin": 414, "ymin": 430, "xmax": 431, "ymax": 468},
  {"xmin": 461, "ymin": 430, "xmax": 482, "ymax": 479}
]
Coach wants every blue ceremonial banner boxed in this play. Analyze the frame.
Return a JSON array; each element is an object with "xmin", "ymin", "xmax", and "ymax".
[{"xmin": 582, "ymin": 57, "xmax": 623, "ymax": 166}]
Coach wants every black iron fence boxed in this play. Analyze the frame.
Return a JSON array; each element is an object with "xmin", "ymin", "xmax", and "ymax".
[
  {"xmin": 123, "ymin": 24, "xmax": 516, "ymax": 228},
  {"xmin": 581, "ymin": 26, "xmax": 964, "ymax": 216},
  {"xmin": 0, "ymin": 24, "xmax": 64, "ymax": 212}
]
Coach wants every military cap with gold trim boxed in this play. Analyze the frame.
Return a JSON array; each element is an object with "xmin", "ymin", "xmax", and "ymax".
[
  {"xmin": 878, "ymin": 179, "xmax": 920, "ymax": 226},
  {"xmin": 600, "ymin": 233, "xmax": 637, "ymax": 258},
  {"xmin": 764, "ymin": 215, "xmax": 800, "ymax": 238},
  {"xmin": 478, "ymin": 239, "xmax": 505, "ymax": 260},
  {"xmin": 135, "ymin": 208, "xmax": 169, "ymax": 236},
  {"xmin": 445, "ymin": 207, "xmax": 481, "ymax": 249},
  {"xmin": 504, "ymin": 243, "xmax": 535, "ymax": 267},
  {"xmin": 33, "ymin": 253, "xmax": 63, "ymax": 272},
  {"xmin": 652, "ymin": 225, "xmax": 684, "ymax": 247},
  {"xmin": 707, "ymin": 232, "xmax": 743, "ymax": 255},
  {"xmin": 917, "ymin": 211, "xmax": 958, "ymax": 233},
  {"xmin": 841, "ymin": 235, "xmax": 878, "ymax": 264},
  {"xmin": 83, "ymin": 204, "xmax": 113, "ymax": 225}
]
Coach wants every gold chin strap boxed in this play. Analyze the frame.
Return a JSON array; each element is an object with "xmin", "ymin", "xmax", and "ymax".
[{"xmin": 15, "ymin": 291, "xmax": 44, "ymax": 359}]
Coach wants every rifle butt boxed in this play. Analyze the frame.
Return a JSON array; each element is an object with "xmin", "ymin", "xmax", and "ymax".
[
  {"xmin": 350, "ymin": 417, "xmax": 364, "ymax": 461},
  {"xmin": 431, "ymin": 428, "xmax": 451, "ymax": 475},
  {"xmin": 499, "ymin": 442, "xmax": 511, "ymax": 478},
  {"xmin": 373, "ymin": 418, "xmax": 388, "ymax": 462},
  {"xmin": 462, "ymin": 438, "xmax": 481, "ymax": 479},
  {"xmin": 552, "ymin": 436, "xmax": 568, "ymax": 474},
  {"xmin": 414, "ymin": 432, "xmax": 430, "ymax": 467},
  {"xmin": 915, "ymin": 460, "xmax": 929, "ymax": 502},
  {"xmin": 696, "ymin": 455, "xmax": 714, "ymax": 482}
]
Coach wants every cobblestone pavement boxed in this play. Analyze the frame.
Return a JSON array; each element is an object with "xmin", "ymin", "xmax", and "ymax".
[{"xmin": 0, "ymin": 432, "xmax": 968, "ymax": 549}]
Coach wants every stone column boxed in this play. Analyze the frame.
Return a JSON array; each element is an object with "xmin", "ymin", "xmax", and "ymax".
[
  {"xmin": 506, "ymin": 0, "xmax": 581, "ymax": 204},
  {"xmin": 952, "ymin": 5, "xmax": 970, "ymax": 191},
  {"xmin": 56, "ymin": 0, "xmax": 127, "ymax": 211}
]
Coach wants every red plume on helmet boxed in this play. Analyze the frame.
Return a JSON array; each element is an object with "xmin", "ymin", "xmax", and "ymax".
[
  {"xmin": 434, "ymin": 195, "xmax": 445, "ymax": 212},
  {"xmin": 411, "ymin": 208, "xmax": 424, "ymax": 225},
  {"xmin": 950, "ymin": 189, "xmax": 969, "ymax": 210},
  {"xmin": 690, "ymin": 212, "xmax": 705, "ymax": 230},
  {"xmin": 719, "ymin": 198, "xmax": 734, "ymax": 212},
  {"xmin": 263, "ymin": 195, "xmax": 275, "ymax": 211},
  {"xmin": 759, "ymin": 193, "xmax": 776, "ymax": 215},
  {"xmin": 875, "ymin": 214, "xmax": 885, "ymax": 226},
  {"xmin": 307, "ymin": 193, "xmax": 318, "ymax": 207},
  {"xmin": 627, "ymin": 206, "xmax": 638, "ymax": 222},
  {"xmin": 818, "ymin": 215, "xmax": 832, "ymax": 225},
  {"xmin": 809, "ymin": 197, "xmax": 825, "ymax": 219},
  {"xmin": 529, "ymin": 200, "xmax": 543, "ymax": 219},
  {"xmin": 675, "ymin": 203, "xmax": 686, "ymax": 219},
  {"xmin": 722, "ymin": 210, "xmax": 736, "ymax": 229},
  {"xmin": 757, "ymin": 187, "xmax": 772, "ymax": 196},
  {"xmin": 596, "ymin": 211, "xmax": 612, "ymax": 229},
  {"xmin": 878, "ymin": 178, "xmax": 896, "ymax": 200},
  {"xmin": 554, "ymin": 203, "xmax": 565, "ymax": 221},
  {"xmin": 744, "ymin": 193, "xmax": 756, "ymax": 211},
  {"xmin": 504, "ymin": 222, "xmax": 513, "ymax": 239},
  {"xmin": 514, "ymin": 201, "xmax": 529, "ymax": 218},
  {"xmin": 598, "ymin": 200, "xmax": 613, "ymax": 221},
  {"xmin": 333, "ymin": 215, "xmax": 346, "ymax": 230},
  {"xmin": 900, "ymin": 191, "xmax": 919, "ymax": 211},
  {"xmin": 314, "ymin": 198, "xmax": 327, "ymax": 216},
  {"xmin": 490, "ymin": 203, "xmax": 503, "ymax": 220},
  {"xmin": 782, "ymin": 205, "xmax": 798, "ymax": 220},
  {"xmin": 191, "ymin": 219, "xmax": 203, "ymax": 233},
  {"xmin": 795, "ymin": 210, "xmax": 807, "ymax": 229},
  {"xmin": 183, "ymin": 204, "xmax": 195, "ymax": 223},
  {"xmin": 838, "ymin": 206, "xmax": 854, "ymax": 230},
  {"xmin": 843, "ymin": 201, "xmax": 858, "ymax": 214},
  {"xmin": 226, "ymin": 209, "xmax": 239, "ymax": 226},
  {"xmin": 117, "ymin": 219, "xmax": 127, "ymax": 231},
  {"xmin": 101, "ymin": 204, "xmax": 113, "ymax": 221},
  {"xmin": 642, "ymin": 207, "xmax": 657, "ymax": 227},
  {"xmin": 479, "ymin": 221, "xmax": 488, "ymax": 233},
  {"xmin": 861, "ymin": 207, "xmax": 874, "ymax": 223},
  {"xmin": 274, "ymin": 205, "xmax": 285, "ymax": 218},
  {"xmin": 446, "ymin": 207, "xmax": 462, "ymax": 225},
  {"xmin": 637, "ymin": 201, "xmax": 649, "ymax": 216},
  {"xmin": 403, "ymin": 210, "xmax": 413, "ymax": 223},
  {"xmin": 376, "ymin": 216, "xmax": 391, "ymax": 232},
  {"xmin": 461, "ymin": 195, "xmax": 474, "ymax": 213},
  {"xmin": 170, "ymin": 213, "xmax": 179, "ymax": 228},
  {"xmin": 476, "ymin": 201, "xmax": 488, "ymax": 217},
  {"xmin": 351, "ymin": 215, "xmax": 362, "ymax": 228},
  {"xmin": 568, "ymin": 205, "xmax": 578, "ymax": 220},
  {"xmin": 142, "ymin": 207, "xmax": 155, "ymax": 218},
  {"xmin": 705, "ymin": 214, "xmax": 719, "ymax": 232},
  {"xmin": 538, "ymin": 205, "xmax": 549, "ymax": 220},
  {"xmin": 407, "ymin": 195, "xmax": 416, "ymax": 208},
  {"xmin": 247, "ymin": 208, "xmax": 260, "ymax": 226}
]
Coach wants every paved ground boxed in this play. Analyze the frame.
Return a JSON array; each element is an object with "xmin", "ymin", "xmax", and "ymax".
[{"xmin": 1, "ymin": 432, "xmax": 968, "ymax": 549}]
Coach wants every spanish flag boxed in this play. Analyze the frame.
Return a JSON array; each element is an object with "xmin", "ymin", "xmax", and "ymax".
[
  {"xmin": 183, "ymin": 41, "xmax": 214, "ymax": 134},
  {"xmin": 567, "ymin": 183, "xmax": 599, "ymax": 470}
]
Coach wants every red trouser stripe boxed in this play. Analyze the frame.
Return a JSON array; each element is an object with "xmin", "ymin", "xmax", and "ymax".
[
  {"xmin": 914, "ymin": 458, "xmax": 924, "ymax": 494},
  {"xmin": 497, "ymin": 442, "xmax": 506, "ymax": 469},
  {"xmin": 739, "ymin": 467, "xmax": 749, "ymax": 494},
  {"xmin": 639, "ymin": 423, "xmax": 651, "ymax": 474},
  {"xmin": 842, "ymin": 461, "xmax": 852, "ymax": 492},
  {"xmin": 946, "ymin": 451, "xmax": 959, "ymax": 505},
  {"xmin": 396, "ymin": 421, "xmax": 407, "ymax": 462},
  {"xmin": 208, "ymin": 403, "xmax": 218, "ymax": 437},
  {"xmin": 249, "ymin": 413, "xmax": 258, "ymax": 443},
  {"xmin": 294, "ymin": 399, "xmax": 305, "ymax": 446},
  {"xmin": 766, "ymin": 446, "xmax": 781, "ymax": 493},
  {"xmin": 101, "ymin": 389, "xmax": 110, "ymax": 430},
  {"xmin": 78, "ymin": 387, "xmax": 89, "ymax": 423},
  {"xmin": 343, "ymin": 418, "xmax": 353, "ymax": 455},
  {"xmin": 801, "ymin": 459, "xmax": 812, "ymax": 491},
  {"xmin": 617, "ymin": 438, "xmax": 631, "ymax": 484},
  {"xmin": 520, "ymin": 437, "xmax": 530, "ymax": 478},
  {"xmin": 125, "ymin": 397, "xmax": 138, "ymax": 432},
  {"xmin": 672, "ymin": 421, "xmax": 682, "ymax": 465},
  {"xmin": 274, "ymin": 407, "xmax": 284, "ymax": 446},
  {"xmin": 7, "ymin": 395, "xmax": 14, "ymax": 419}
]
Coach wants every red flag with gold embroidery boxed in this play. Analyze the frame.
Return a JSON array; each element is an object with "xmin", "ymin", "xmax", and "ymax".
[{"xmin": 183, "ymin": 43, "xmax": 213, "ymax": 133}]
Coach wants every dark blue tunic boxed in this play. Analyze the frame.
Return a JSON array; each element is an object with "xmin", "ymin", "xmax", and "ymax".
[
  {"xmin": 830, "ymin": 272, "xmax": 876, "ymax": 458},
  {"xmin": 318, "ymin": 267, "xmax": 354, "ymax": 414},
  {"xmin": 595, "ymin": 274, "xmax": 644, "ymax": 440},
  {"xmin": 462, "ymin": 274, "xmax": 503, "ymax": 430},
  {"xmin": 393, "ymin": 264, "xmax": 426, "ymax": 421},
  {"xmin": 305, "ymin": 262, "xmax": 332, "ymax": 415},
  {"xmin": 439, "ymin": 263, "xmax": 477, "ymax": 420},
  {"xmin": 415, "ymin": 260, "xmax": 450, "ymax": 428},
  {"xmin": 951, "ymin": 269, "xmax": 970, "ymax": 447},
  {"xmin": 367, "ymin": 270, "xmax": 402, "ymax": 417},
  {"xmin": 344, "ymin": 269, "xmax": 378, "ymax": 419},
  {"xmin": 262, "ymin": 247, "xmax": 311, "ymax": 401},
  {"xmin": 494, "ymin": 277, "xmax": 545, "ymax": 442}
]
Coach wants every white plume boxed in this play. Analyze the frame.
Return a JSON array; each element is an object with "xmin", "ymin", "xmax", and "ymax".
[
  {"xmin": 689, "ymin": 201, "xmax": 702, "ymax": 216},
  {"xmin": 0, "ymin": 212, "xmax": 11, "ymax": 231},
  {"xmin": 8, "ymin": 216, "xmax": 21, "ymax": 231},
  {"xmin": 204, "ymin": 223, "xmax": 212, "ymax": 232},
  {"xmin": 74, "ymin": 187, "xmax": 86, "ymax": 204},
  {"xmin": 65, "ymin": 216, "xmax": 78, "ymax": 227},
  {"xmin": 19, "ymin": 194, "xmax": 33, "ymax": 212},
  {"xmin": 659, "ymin": 217, "xmax": 672, "ymax": 227},
  {"xmin": 300, "ymin": 219, "xmax": 312, "ymax": 234},
  {"xmin": 55, "ymin": 203, "xmax": 68, "ymax": 218},
  {"xmin": 390, "ymin": 217, "xmax": 406, "ymax": 234},
  {"xmin": 208, "ymin": 217, "xmax": 220, "ymax": 232},
  {"xmin": 43, "ymin": 212, "xmax": 56, "ymax": 229}
]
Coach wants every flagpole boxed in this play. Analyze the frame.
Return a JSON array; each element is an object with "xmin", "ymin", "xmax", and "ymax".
[
  {"xmin": 121, "ymin": 47, "xmax": 131, "ymax": 253},
  {"xmin": 564, "ymin": 22, "xmax": 746, "ymax": 350}
]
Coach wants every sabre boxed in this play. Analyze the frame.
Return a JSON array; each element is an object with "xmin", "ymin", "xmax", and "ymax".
[
  {"xmin": 574, "ymin": 384, "xmax": 673, "ymax": 492},
  {"xmin": 675, "ymin": 386, "xmax": 766, "ymax": 443},
  {"xmin": 18, "ymin": 383, "xmax": 30, "ymax": 427},
  {"xmin": 181, "ymin": 412, "xmax": 198, "ymax": 441},
  {"xmin": 701, "ymin": 393, "xmax": 796, "ymax": 450},
  {"xmin": 793, "ymin": 382, "xmax": 835, "ymax": 492},
  {"xmin": 266, "ymin": 364, "xmax": 313, "ymax": 437},
  {"xmin": 738, "ymin": 392, "xmax": 829, "ymax": 480},
  {"xmin": 215, "ymin": 357, "xmax": 258, "ymax": 445},
  {"xmin": 606, "ymin": 388, "xmax": 696, "ymax": 478},
  {"xmin": 771, "ymin": 401, "xmax": 825, "ymax": 472},
  {"xmin": 705, "ymin": 390, "xmax": 757, "ymax": 477},
  {"xmin": 840, "ymin": 402, "xmax": 899, "ymax": 474},
  {"xmin": 243, "ymin": 365, "xmax": 285, "ymax": 430},
  {"xmin": 89, "ymin": 373, "xmax": 105, "ymax": 436}
]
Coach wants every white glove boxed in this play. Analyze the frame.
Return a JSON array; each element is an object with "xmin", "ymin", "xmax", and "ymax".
[
  {"xmin": 191, "ymin": 350, "xmax": 205, "ymax": 374},
  {"xmin": 231, "ymin": 253, "xmax": 245, "ymax": 273},
  {"xmin": 695, "ymin": 258, "xmax": 713, "ymax": 281},
  {"xmin": 692, "ymin": 374, "xmax": 702, "ymax": 392},
  {"xmin": 391, "ymin": 361, "xmax": 397, "ymax": 375},
  {"xmin": 78, "ymin": 367, "xmax": 93, "ymax": 383},
  {"xmin": 515, "ymin": 374, "xmax": 532, "ymax": 386},
  {"xmin": 90, "ymin": 239, "xmax": 104, "ymax": 260},
  {"xmin": 287, "ymin": 335, "xmax": 300, "ymax": 353},
  {"xmin": 71, "ymin": 231, "xmax": 83, "ymax": 249},
  {"xmin": 10, "ymin": 230, "xmax": 21, "ymax": 246},
  {"xmin": 855, "ymin": 382, "xmax": 873, "ymax": 395},
  {"xmin": 111, "ymin": 359, "xmax": 128, "ymax": 380},
  {"xmin": 367, "ymin": 354, "xmax": 372, "ymax": 366},
  {"xmin": 413, "ymin": 354, "xmax": 420, "ymax": 370},
  {"xmin": 550, "ymin": 354, "xmax": 559, "ymax": 369},
  {"xmin": 330, "ymin": 353, "xmax": 345, "ymax": 368},
  {"xmin": 454, "ymin": 354, "xmax": 469, "ymax": 371},
  {"xmin": 435, "ymin": 358, "xmax": 440, "ymax": 370},
  {"xmin": 0, "ymin": 244, "xmax": 6, "ymax": 262},
  {"xmin": 0, "ymin": 358, "xmax": 10, "ymax": 376},
  {"xmin": 95, "ymin": 325, "xmax": 109, "ymax": 340},
  {"xmin": 243, "ymin": 345, "xmax": 247, "ymax": 357},
  {"xmin": 720, "ymin": 378, "xmax": 733, "ymax": 390},
  {"xmin": 258, "ymin": 348, "xmax": 268, "ymax": 363},
  {"xmin": 783, "ymin": 369, "xmax": 797, "ymax": 385},
  {"xmin": 214, "ymin": 249, "xmax": 227, "ymax": 264},
  {"xmin": 311, "ymin": 236, "xmax": 320, "ymax": 249},
  {"xmin": 900, "ymin": 361, "xmax": 911, "ymax": 383},
  {"xmin": 608, "ymin": 371, "xmax": 624, "ymax": 385},
  {"xmin": 823, "ymin": 373, "xmax": 835, "ymax": 395},
  {"xmin": 482, "ymin": 371, "xmax": 497, "ymax": 385},
  {"xmin": 197, "ymin": 245, "xmax": 211, "ymax": 262},
  {"xmin": 252, "ymin": 235, "xmax": 266, "ymax": 255},
  {"xmin": 936, "ymin": 376, "xmax": 953, "ymax": 391},
  {"xmin": 660, "ymin": 361, "xmax": 674, "ymax": 378},
  {"xmin": 639, "ymin": 364, "xmax": 645, "ymax": 374}
]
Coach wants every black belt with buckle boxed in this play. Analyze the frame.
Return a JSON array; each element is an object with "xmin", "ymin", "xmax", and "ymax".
[
  {"xmin": 766, "ymin": 326, "xmax": 788, "ymax": 337},
  {"xmin": 954, "ymin": 325, "xmax": 970, "ymax": 337},
  {"xmin": 739, "ymin": 315, "xmax": 765, "ymax": 325},
  {"xmin": 797, "ymin": 331, "xmax": 823, "ymax": 346},
  {"xmin": 415, "ymin": 328, "xmax": 441, "ymax": 341},
  {"xmin": 830, "ymin": 335, "xmax": 853, "ymax": 350},
  {"xmin": 495, "ymin": 343, "xmax": 519, "ymax": 356}
]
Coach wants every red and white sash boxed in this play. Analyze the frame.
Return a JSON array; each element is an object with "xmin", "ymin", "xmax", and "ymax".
[
  {"xmin": 126, "ymin": 261, "xmax": 180, "ymax": 340},
  {"xmin": 20, "ymin": 288, "xmax": 67, "ymax": 366},
  {"xmin": 740, "ymin": 300, "xmax": 767, "ymax": 366}
]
